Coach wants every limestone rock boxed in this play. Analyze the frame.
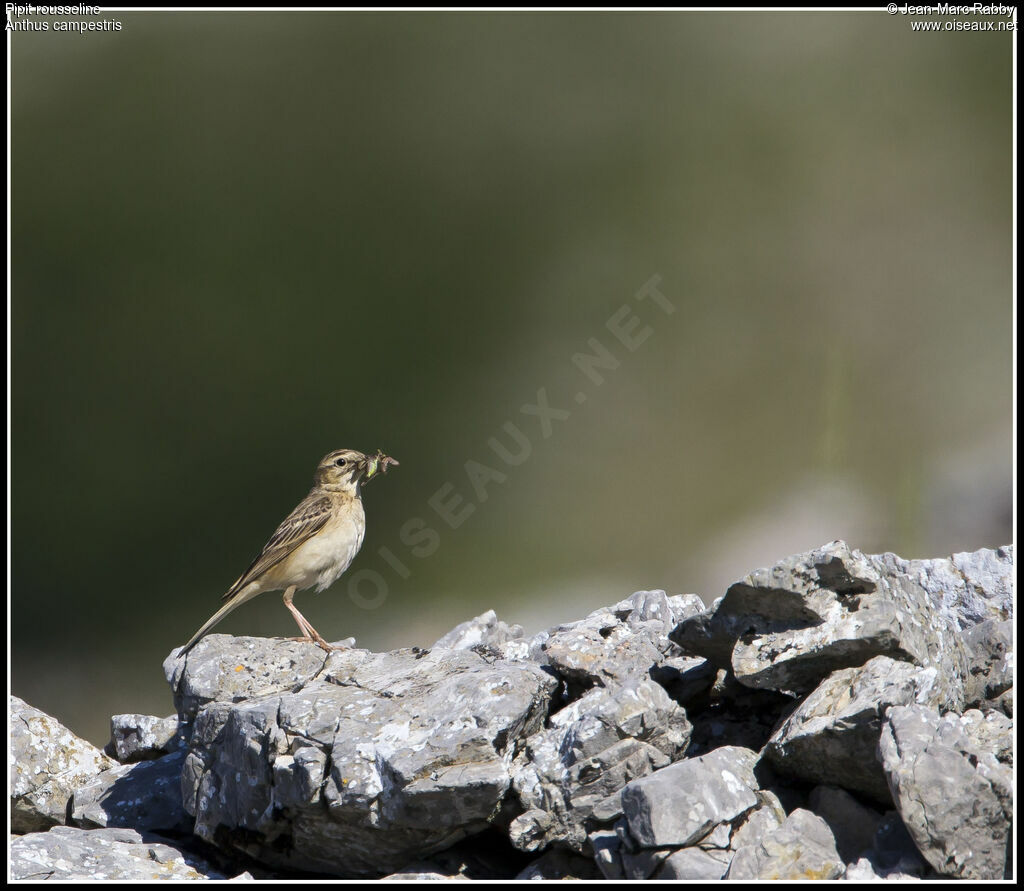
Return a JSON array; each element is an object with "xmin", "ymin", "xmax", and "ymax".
[
  {"xmin": 108, "ymin": 713, "xmax": 185, "ymax": 763},
  {"xmin": 656, "ymin": 846, "xmax": 732, "ymax": 880},
  {"xmin": 10, "ymin": 695, "xmax": 116, "ymax": 833},
  {"xmin": 172, "ymin": 640, "xmax": 555, "ymax": 876},
  {"xmin": 621, "ymin": 746, "xmax": 759, "ymax": 849},
  {"xmin": 535, "ymin": 589, "xmax": 697, "ymax": 689},
  {"xmin": 432, "ymin": 609, "xmax": 524, "ymax": 652},
  {"xmin": 9, "ymin": 825, "xmax": 249, "ymax": 880},
  {"xmin": 726, "ymin": 808, "xmax": 845, "ymax": 880},
  {"xmin": 878, "ymin": 704, "xmax": 1012, "ymax": 879},
  {"xmin": 961, "ymin": 619, "xmax": 1013, "ymax": 708},
  {"xmin": 672, "ymin": 540, "xmax": 972, "ymax": 708},
  {"xmin": 70, "ymin": 750, "xmax": 191, "ymax": 834},
  {"xmin": 11, "ymin": 544, "xmax": 1009, "ymax": 882},
  {"xmin": 806, "ymin": 785, "xmax": 883, "ymax": 864},
  {"xmin": 163, "ymin": 635, "xmax": 331, "ymax": 726},
  {"xmin": 765, "ymin": 655, "xmax": 949, "ymax": 805},
  {"xmin": 508, "ymin": 677, "xmax": 690, "ymax": 852}
]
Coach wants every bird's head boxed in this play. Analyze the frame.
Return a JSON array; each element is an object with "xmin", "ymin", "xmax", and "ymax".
[{"xmin": 315, "ymin": 448, "xmax": 399, "ymax": 495}]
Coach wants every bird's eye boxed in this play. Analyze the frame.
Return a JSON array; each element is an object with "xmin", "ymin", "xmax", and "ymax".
[{"xmin": 335, "ymin": 458, "xmax": 347, "ymax": 467}]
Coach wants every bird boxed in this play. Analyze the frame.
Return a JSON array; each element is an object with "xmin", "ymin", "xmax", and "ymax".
[{"xmin": 178, "ymin": 448, "xmax": 398, "ymax": 657}]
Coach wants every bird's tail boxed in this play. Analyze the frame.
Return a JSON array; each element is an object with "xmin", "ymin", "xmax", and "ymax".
[{"xmin": 177, "ymin": 590, "xmax": 254, "ymax": 658}]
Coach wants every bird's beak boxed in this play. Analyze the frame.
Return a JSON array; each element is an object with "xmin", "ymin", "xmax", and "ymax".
[{"xmin": 363, "ymin": 450, "xmax": 399, "ymax": 483}]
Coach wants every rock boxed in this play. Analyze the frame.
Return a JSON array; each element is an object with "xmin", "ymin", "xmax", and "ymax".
[
  {"xmin": 850, "ymin": 810, "xmax": 934, "ymax": 879},
  {"xmin": 535, "ymin": 589, "xmax": 696, "ymax": 690},
  {"xmin": 621, "ymin": 746, "xmax": 759, "ymax": 849},
  {"xmin": 381, "ymin": 862, "xmax": 469, "ymax": 881},
  {"xmin": 728, "ymin": 790, "xmax": 786, "ymax": 851},
  {"xmin": 163, "ymin": 635, "xmax": 330, "ymax": 726},
  {"xmin": 589, "ymin": 828, "xmax": 623, "ymax": 879},
  {"xmin": 432, "ymin": 609, "xmax": 524, "ymax": 651},
  {"xmin": 672, "ymin": 540, "xmax": 971, "ymax": 708},
  {"xmin": 173, "ymin": 640, "xmax": 555, "ymax": 876},
  {"xmin": 726, "ymin": 808, "xmax": 845, "ymax": 880},
  {"xmin": 620, "ymin": 846, "xmax": 670, "ymax": 878},
  {"xmin": 667, "ymin": 593, "xmax": 707, "ymax": 624},
  {"xmin": 9, "ymin": 543, "xmax": 1009, "ymax": 882},
  {"xmin": 700, "ymin": 820, "xmax": 733, "ymax": 848},
  {"xmin": 764, "ymin": 655, "xmax": 950, "ymax": 805},
  {"xmin": 514, "ymin": 848, "xmax": 600, "ymax": 880},
  {"xmin": 107, "ymin": 713, "xmax": 185, "ymax": 763},
  {"xmin": 656, "ymin": 846, "xmax": 732, "ymax": 880},
  {"xmin": 962, "ymin": 707, "xmax": 1013, "ymax": 765},
  {"xmin": 961, "ymin": 619, "xmax": 1013, "ymax": 708},
  {"xmin": 509, "ymin": 677, "xmax": 690, "ymax": 852},
  {"xmin": 991, "ymin": 686, "xmax": 1013, "ymax": 717},
  {"xmin": 807, "ymin": 785, "xmax": 883, "ymax": 863},
  {"xmin": 8, "ymin": 825, "xmax": 248, "ymax": 880},
  {"xmin": 10, "ymin": 695, "xmax": 116, "ymax": 832},
  {"xmin": 70, "ymin": 750, "xmax": 191, "ymax": 834},
  {"xmin": 878, "ymin": 705, "xmax": 1012, "ymax": 879},
  {"xmin": 879, "ymin": 545, "xmax": 1013, "ymax": 629},
  {"xmin": 685, "ymin": 671, "xmax": 796, "ymax": 756},
  {"xmin": 649, "ymin": 655, "xmax": 716, "ymax": 706},
  {"xmin": 374, "ymin": 830, "xmax": 533, "ymax": 880},
  {"xmin": 842, "ymin": 857, "xmax": 917, "ymax": 881}
]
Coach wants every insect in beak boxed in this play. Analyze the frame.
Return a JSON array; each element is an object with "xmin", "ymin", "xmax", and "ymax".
[{"xmin": 364, "ymin": 450, "xmax": 399, "ymax": 482}]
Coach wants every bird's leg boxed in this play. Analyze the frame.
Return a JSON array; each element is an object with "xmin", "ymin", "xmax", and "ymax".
[
  {"xmin": 282, "ymin": 586, "xmax": 341, "ymax": 653},
  {"xmin": 283, "ymin": 587, "xmax": 316, "ymax": 640}
]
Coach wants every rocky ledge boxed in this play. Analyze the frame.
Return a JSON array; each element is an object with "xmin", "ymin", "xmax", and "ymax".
[{"xmin": 10, "ymin": 540, "xmax": 1014, "ymax": 880}]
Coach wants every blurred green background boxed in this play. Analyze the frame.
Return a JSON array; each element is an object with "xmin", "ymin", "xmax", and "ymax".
[{"xmin": 11, "ymin": 12, "xmax": 1012, "ymax": 745}]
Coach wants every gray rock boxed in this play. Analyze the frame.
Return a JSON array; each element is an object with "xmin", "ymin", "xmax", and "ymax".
[
  {"xmin": 700, "ymin": 819, "xmax": 733, "ymax": 848},
  {"xmin": 649, "ymin": 655, "xmax": 716, "ymax": 706},
  {"xmin": 672, "ymin": 540, "xmax": 973, "ymax": 708},
  {"xmin": 765, "ymin": 655, "xmax": 950, "ymax": 805},
  {"xmin": 667, "ymin": 593, "xmax": 707, "ymax": 624},
  {"xmin": 728, "ymin": 790, "xmax": 786, "ymax": 851},
  {"xmin": 843, "ymin": 856, "xmax": 922, "ymax": 881},
  {"xmin": 9, "ymin": 825, "xmax": 247, "ymax": 880},
  {"xmin": 22, "ymin": 542, "xmax": 990, "ymax": 882},
  {"xmin": 376, "ymin": 837, "xmax": 525, "ymax": 881},
  {"xmin": 537, "ymin": 589, "xmax": 688, "ymax": 688},
  {"xmin": 108, "ymin": 713, "xmax": 185, "ymax": 763},
  {"xmin": 686, "ymin": 670, "xmax": 795, "ymax": 756},
  {"xmin": 10, "ymin": 695, "xmax": 116, "ymax": 832},
  {"xmin": 432, "ymin": 609, "xmax": 524, "ymax": 651},
  {"xmin": 991, "ymin": 686, "xmax": 1013, "ymax": 717},
  {"xmin": 509, "ymin": 677, "xmax": 690, "ymax": 852},
  {"xmin": 589, "ymin": 828, "xmax": 623, "ymax": 879},
  {"xmin": 808, "ymin": 785, "xmax": 883, "ymax": 863},
  {"xmin": 70, "ymin": 750, "xmax": 191, "ymax": 834},
  {"xmin": 164, "ymin": 634, "xmax": 332, "ymax": 725},
  {"xmin": 381, "ymin": 862, "xmax": 469, "ymax": 881},
  {"xmin": 514, "ymin": 848, "xmax": 600, "ymax": 880},
  {"xmin": 877, "ymin": 545, "xmax": 1013, "ymax": 630},
  {"xmin": 174, "ymin": 640, "xmax": 555, "ymax": 876},
  {"xmin": 848, "ymin": 810, "xmax": 934, "ymax": 879},
  {"xmin": 621, "ymin": 746, "xmax": 759, "ymax": 849},
  {"xmin": 726, "ymin": 808, "xmax": 845, "ymax": 880},
  {"xmin": 878, "ymin": 705, "xmax": 1012, "ymax": 879},
  {"xmin": 967, "ymin": 707, "xmax": 1013, "ymax": 764},
  {"xmin": 10, "ymin": 541, "xmax": 1013, "ymax": 882},
  {"xmin": 656, "ymin": 846, "xmax": 732, "ymax": 880},
  {"xmin": 620, "ymin": 846, "xmax": 670, "ymax": 878},
  {"xmin": 962, "ymin": 619, "xmax": 1013, "ymax": 707}
]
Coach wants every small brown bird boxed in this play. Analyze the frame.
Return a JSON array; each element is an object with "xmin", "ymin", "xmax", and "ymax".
[{"xmin": 178, "ymin": 448, "xmax": 398, "ymax": 657}]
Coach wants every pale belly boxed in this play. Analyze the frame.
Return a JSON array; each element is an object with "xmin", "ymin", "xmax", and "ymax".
[{"xmin": 261, "ymin": 505, "xmax": 365, "ymax": 594}]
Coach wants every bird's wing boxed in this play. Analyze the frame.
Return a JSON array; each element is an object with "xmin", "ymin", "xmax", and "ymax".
[{"xmin": 222, "ymin": 491, "xmax": 332, "ymax": 600}]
